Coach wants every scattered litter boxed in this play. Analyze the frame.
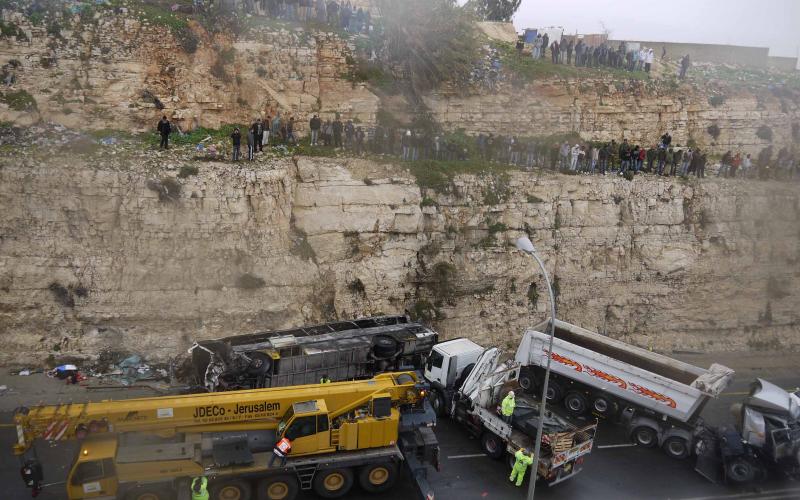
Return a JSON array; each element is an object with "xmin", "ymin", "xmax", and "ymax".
[
  {"xmin": 99, "ymin": 137, "xmax": 118, "ymax": 145},
  {"xmin": 18, "ymin": 369, "xmax": 31, "ymax": 376},
  {"xmin": 0, "ymin": 385, "xmax": 7, "ymax": 395}
]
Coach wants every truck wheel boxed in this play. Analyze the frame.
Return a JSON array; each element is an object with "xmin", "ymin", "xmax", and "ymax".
[
  {"xmin": 481, "ymin": 431, "xmax": 505, "ymax": 459},
  {"xmin": 632, "ymin": 426, "xmax": 658, "ymax": 448},
  {"xmin": 256, "ymin": 476, "xmax": 298, "ymax": 500},
  {"xmin": 211, "ymin": 479, "xmax": 252, "ymax": 500},
  {"xmin": 358, "ymin": 462, "xmax": 398, "ymax": 493},
  {"xmin": 544, "ymin": 380, "xmax": 564, "ymax": 403},
  {"xmin": 725, "ymin": 457, "xmax": 756, "ymax": 484},
  {"xmin": 372, "ymin": 335, "xmax": 399, "ymax": 358},
  {"xmin": 125, "ymin": 487, "xmax": 171, "ymax": 500},
  {"xmin": 246, "ymin": 352, "xmax": 272, "ymax": 376},
  {"xmin": 564, "ymin": 391, "xmax": 588, "ymax": 416},
  {"xmin": 662, "ymin": 436, "xmax": 691, "ymax": 459},
  {"xmin": 430, "ymin": 389, "xmax": 446, "ymax": 417},
  {"xmin": 519, "ymin": 374, "xmax": 534, "ymax": 393},
  {"xmin": 590, "ymin": 395, "xmax": 617, "ymax": 418},
  {"xmin": 313, "ymin": 468, "xmax": 354, "ymax": 498}
]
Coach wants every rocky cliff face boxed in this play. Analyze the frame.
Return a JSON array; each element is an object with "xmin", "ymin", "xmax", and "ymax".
[
  {"xmin": 1, "ymin": 152, "xmax": 798, "ymax": 365},
  {"xmin": 424, "ymin": 79, "xmax": 800, "ymax": 155},
  {"xmin": 0, "ymin": 7, "xmax": 377, "ymax": 131}
]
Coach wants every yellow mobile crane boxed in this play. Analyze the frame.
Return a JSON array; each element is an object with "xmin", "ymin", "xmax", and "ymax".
[{"xmin": 14, "ymin": 372, "xmax": 439, "ymax": 500}]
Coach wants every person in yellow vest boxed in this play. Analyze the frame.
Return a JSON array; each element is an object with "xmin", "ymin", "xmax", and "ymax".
[
  {"xmin": 191, "ymin": 476, "xmax": 209, "ymax": 500},
  {"xmin": 509, "ymin": 448, "xmax": 534, "ymax": 487},
  {"xmin": 320, "ymin": 374, "xmax": 331, "ymax": 384},
  {"xmin": 501, "ymin": 390, "xmax": 516, "ymax": 424},
  {"xmin": 270, "ymin": 437, "xmax": 292, "ymax": 467}
]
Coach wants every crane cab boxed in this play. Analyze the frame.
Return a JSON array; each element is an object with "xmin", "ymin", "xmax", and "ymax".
[
  {"xmin": 278, "ymin": 400, "xmax": 334, "ymax": 456},
  {"xmin": 66, "ymin": 436, "xmax": 118, "ymax": 499}
]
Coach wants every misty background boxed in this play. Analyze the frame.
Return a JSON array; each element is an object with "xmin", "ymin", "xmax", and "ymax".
[{"xmin": 463, "ymin": 0, "xmax": 800, "ymax": 58}]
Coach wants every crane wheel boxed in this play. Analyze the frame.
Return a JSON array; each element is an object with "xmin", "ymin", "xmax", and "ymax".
[
  {"xmin": 124, "ymin": 487, "xmax": 170, "ymax": 500},
  {"xmin": 256, "ymin": 476, "xmax": 298, "ymax": 500},
  {"xmin": 358, "ymin": 462, "xmax": 398, "ymax": 493},
  {"xmin": 210, "ymin": 479, "xmax": 252, "ymax": 500},
  {"xmin": 312, "ymin": 468, "xmax": 354, "ymax": 498}
]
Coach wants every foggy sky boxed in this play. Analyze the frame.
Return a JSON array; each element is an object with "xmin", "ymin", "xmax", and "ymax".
[{"xmin": 506, "ymin": 0, "xmax": 800, "ymax": 58}]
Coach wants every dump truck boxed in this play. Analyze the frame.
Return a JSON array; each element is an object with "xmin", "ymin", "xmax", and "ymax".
[
  {"xmin": 14, "ymin": 372, "xmax": 439, "ymax": 500},
  {"xmin": 425, "ymin": 339, "xmax": 598, "ymax": 485},
  {"xmin": 190, "ymin": 315, "xmax": 438, "ymax": 391},
  {"xmin": 513, "ymin": 319, "xmax": 735, "ymax": 460}
]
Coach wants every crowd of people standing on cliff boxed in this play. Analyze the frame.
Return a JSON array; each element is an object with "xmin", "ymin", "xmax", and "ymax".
[
  {"xmin": 157, "ymin": 114, "xmax": 797, "ymax": 180},
  {"xmin": 242, "ymin": 0, "xmax": 372, "ymax": 33},
  {"xmin": 524, "ymin": 34, "xmax": 692, "ymax": 78}
]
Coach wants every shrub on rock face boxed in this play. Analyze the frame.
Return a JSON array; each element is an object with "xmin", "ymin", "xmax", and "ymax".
[
  {"xmin": 176, "ymin": 26, "xmax": 199, "ymax": 54},
  {"xmin": 236, "ymin": 273, "xmax": 266, "ymax": 290},
  {"xmin": 708, "ymin": 94, "xmax": 725, "ymax": 107},
  {"xmin": 756, "ymin": 125, "xmax": 773, "ymax": 142},
  {"xmin": 707, "ymin": 124, "xmax": 720, "ymax": 139}
]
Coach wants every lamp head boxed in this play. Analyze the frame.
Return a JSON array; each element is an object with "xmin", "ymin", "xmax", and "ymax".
[{"xmin": 516, "ymin": 237, "xmax": 535, "ymax": 254}]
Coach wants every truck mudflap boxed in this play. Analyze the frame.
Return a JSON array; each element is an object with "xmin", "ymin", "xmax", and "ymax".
[{"xmin": 546, "ymin": 458, "xmax": 585, "ymax": 486}]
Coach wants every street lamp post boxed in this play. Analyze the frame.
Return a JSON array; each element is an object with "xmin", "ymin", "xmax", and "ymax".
[{"xmin": 515, "ymin": 237, "xmax": 557, "ymax": 500}]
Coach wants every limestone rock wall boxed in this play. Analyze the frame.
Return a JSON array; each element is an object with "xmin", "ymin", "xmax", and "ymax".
[
  {"xmin": 1, "ymin": 154, "xmax": 798, "ymax": 365},
  {"xmin": 0, "ymin": 8, "xmax": 377, "ymax": 131},
  {"xmin": 424, "ymin": 80, "xmax": 800, "ymax": 155}
]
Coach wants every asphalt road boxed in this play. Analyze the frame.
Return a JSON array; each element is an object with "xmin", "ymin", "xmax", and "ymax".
[{"xmin": 2, "ymin": 373, "xmax": 798, "ymax": 500}]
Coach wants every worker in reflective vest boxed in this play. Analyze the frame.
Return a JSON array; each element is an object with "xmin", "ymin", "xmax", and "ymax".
[
  {"xmin": 320, "ymin": 374, "xmax": 331, "ymax": 384},
  {"xmin": 270, "ymin": 437, "xmax": 292, "ymax": 467},
  {"xmin": 501, "ymin": 390, "xmax": 516, "ymax": 424},
  {"xmin": 191, "ymin": 476, "xmax": 209, "ymax": 500},
  {"xmin": 509, "ymin": 448, "xmax": 534, "ymax": 487}
]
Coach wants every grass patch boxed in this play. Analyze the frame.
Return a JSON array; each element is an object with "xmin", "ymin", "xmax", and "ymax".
[
  {"xmin": 420, "ymin": 197, "xmax": 439, "ymax": 208},
  {"xmin": 411, "ymin": 299, "xmax": 441, "ymax": 322},
  {"xmin": 1, "ymin": 90, "xmax": 37, "ymax": 111},
  {"xmin": 406, "ymin": 159, "xmax": 514, "ymax": 193}
]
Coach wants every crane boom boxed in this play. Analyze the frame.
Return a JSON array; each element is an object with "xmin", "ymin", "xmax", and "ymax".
[{"xmin": 14, "ymin": 371, "xmax": 425, "ymax": 455}]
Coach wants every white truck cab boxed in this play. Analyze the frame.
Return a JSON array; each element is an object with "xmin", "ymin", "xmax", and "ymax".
[{"xmin": 424, "ymin": 338, "xmax": 485, "ymax": 415}]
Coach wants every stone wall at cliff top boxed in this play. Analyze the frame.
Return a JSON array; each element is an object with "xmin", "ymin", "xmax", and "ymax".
[{"xmin": 1, "ymin": 152, "xmax": 798, "ymax": 365}]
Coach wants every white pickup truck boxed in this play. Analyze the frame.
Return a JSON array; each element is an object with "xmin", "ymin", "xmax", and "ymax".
[{"xmin": 514, "ymin": 319, "xmax": 734, "ymax": 459}]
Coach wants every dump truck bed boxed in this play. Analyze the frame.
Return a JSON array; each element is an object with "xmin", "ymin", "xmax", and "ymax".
[{"xmin": 515, "ymin": 319, "xmax": 733, "ymax": 423}]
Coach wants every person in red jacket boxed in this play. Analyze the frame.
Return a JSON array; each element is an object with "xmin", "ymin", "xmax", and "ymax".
[{"xmin": 270, "ymin": 437, "xmax": 292, "ymax": 467}]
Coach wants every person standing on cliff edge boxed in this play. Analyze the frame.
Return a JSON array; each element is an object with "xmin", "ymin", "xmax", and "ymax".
[{"xmin": 157, "ymin": 115, "xmax": 171, "ymax": 149}]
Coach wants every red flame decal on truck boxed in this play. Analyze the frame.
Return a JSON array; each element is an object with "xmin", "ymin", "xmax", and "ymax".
[{"xmin": 544, "ymin": 350, "xmax": 677, "ymax": 409}]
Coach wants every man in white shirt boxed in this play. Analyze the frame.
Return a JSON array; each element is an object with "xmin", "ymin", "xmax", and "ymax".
[{"xmin": 645, "ymin": 48, "xmax": 654, "ymax": 73}]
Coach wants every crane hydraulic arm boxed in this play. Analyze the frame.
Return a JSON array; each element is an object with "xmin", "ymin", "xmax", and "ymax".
[{"xmin": 13, "ymin": 371, "xmax": 427, "ymax": 455}]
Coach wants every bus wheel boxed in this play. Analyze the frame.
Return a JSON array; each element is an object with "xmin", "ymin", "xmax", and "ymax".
[
  {"xmin": 481, "ymin": 431, "xmax": 505, "ymax": 459},
  {"xmin": 125, "ymin": 487, "xmax": 170, "ymax": 500},
  {"xmin": 211, "ymin": 479, "xmax": 252, "ymax": 500},
  {"xmin": 358, "ymin": 462, "xmax": 398, "ymax": 493},
  {"xmin": 256, "ymin": 476, "xmax": 298, "ymax": 500},
  {"xmin": 313, "ymin": 468, "xmax": 354, "ymax": 498}
]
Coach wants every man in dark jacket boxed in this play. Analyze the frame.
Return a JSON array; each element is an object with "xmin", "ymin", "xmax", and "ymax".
[
  {"xmin": 309, "ymin": 114, "xmax": 321, "ymax": 146},
  {"xmin": 618, "ymin": 139, "xmax": 631, "ymax": 173},
  {"xmin": 157, "ymin": 116, "xmax": 171, "ymax": 149},
  {"xmin": 332, "ymin": 116, "xmax": 343, "ymax": 148},
  {"xmin": 566, "ymin": 39, "xmax": 574, "ymax": 65},
  {"xmin": 231, "ymin": 127, "xmax": 242, "ymax": 161},
  {"xmin": 251, "ymin": 118, "xmax": 264, "ymax": 152},
  {"xmin": 541, "ymin": 34, "xmax": 548, "ymax": 59}
]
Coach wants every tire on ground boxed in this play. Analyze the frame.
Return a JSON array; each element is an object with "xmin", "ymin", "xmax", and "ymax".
[
  {"xmin": 631, "ymin": 426, "xmax": 658, "ymax": 448},
  {"xmin": 358, "ymin": 462, "xmax": 398, "ymax": 493},
  {"xmin": 256, "ymin": 475, "xmax": 299, "ymax": 500},
  {"xmin": 481, "ymin": 431, "xmax": 505, "ymax": 459},
  {"xmin": 312, "ymin": 468, "xmax": 354, "ymax": 498},
  {"xmin": 210, "ymin": 479, "xmax": 252, "ymax": 500},
  {"xmin": 662, "ymin": 436, "xmax": 691, "ymax": 459}
]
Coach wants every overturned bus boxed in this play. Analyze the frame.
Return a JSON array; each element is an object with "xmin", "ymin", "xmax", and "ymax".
[{"xmin": 190, "ymin": 315, "xmax": 439, "ymax": 391}]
